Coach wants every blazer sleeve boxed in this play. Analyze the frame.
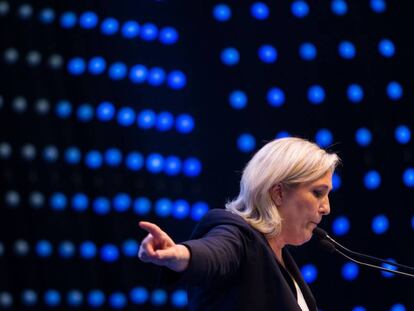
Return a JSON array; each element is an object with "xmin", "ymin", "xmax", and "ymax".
[{"xmin": 178, "ymin": 224, "xmax": 246, "ymax": 285}]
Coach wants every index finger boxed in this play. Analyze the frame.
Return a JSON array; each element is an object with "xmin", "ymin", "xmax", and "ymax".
[{"xmin": 139, "ymin": 221, "xmax": 164, "ymax": 239}]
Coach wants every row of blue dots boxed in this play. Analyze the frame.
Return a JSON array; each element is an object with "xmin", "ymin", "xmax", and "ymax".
[
  {"xmin": 66, "ymin": 56, "xmax": 186, "ymax": 89},
  {"xmin": 1, "ymin": 97, "xmax": 194, "ymax": 133},
  {"xmin": 0, "ymin": 288, "xmax": 187, "ymax": 308},
  {"xmin": 228, "ymin": 81, "xmax": 402, "ymax": 110},
  {"xmin": 0, "ymin": 143, "xmax": 202, "ymax": 177},
  {"xmin": 2, "ymin": 190, "xmax": 209, "ymax": 220},
  {"xmin": 213, "ymin": 0, "xmax": 387, "ymax": 22},
  {"xmin": 237, "ymin": 127, "xmax": 412, "ymax": 154},
  {"xmin": 0, "ymin": 4, "xmax": 179, "ymax": 45},
  {"xmin": 2, "ymin": 48, "xmax": 64, "ymax": 69},
  {"xmin": 331, "ymin": 214, "xmax": 414, "ymax": 236},
  {"xmin": 220, "ymin": 39, "xmax": 395, "ymax": 66}
]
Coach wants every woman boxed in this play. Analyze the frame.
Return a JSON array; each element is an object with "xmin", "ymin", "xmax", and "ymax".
[{"xmin": 138, "ymin": 137, "xmax": 340, "ymax": 311}]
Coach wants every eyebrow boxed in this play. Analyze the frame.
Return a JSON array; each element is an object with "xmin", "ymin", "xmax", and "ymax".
[{"xmin": 313, "ymin": 185, "xmax": 332, "ymax": 190}]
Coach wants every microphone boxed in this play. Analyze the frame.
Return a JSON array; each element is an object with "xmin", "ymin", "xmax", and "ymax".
[{"xmin": 313, "ymin": 227, "xmax": 414, "ymax": 278}]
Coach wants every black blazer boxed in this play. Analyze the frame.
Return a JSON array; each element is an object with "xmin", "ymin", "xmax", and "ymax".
[{"xmin": 174, "ymin": 209, "xmax": 318, "ymax": 311}]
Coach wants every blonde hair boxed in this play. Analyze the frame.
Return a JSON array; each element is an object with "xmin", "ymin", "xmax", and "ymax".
[{"xmin": 225, "ymin": 137, "xmax": 340, "ymax": 238}]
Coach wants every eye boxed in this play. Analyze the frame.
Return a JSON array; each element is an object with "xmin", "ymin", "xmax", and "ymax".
[{"xmin": 313, "ymin": 190, "xmax": 323, "ymax": 198}]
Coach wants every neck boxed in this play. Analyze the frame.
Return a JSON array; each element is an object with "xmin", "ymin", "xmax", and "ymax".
[{"xmin": 267, "ymin": 235, "xmax": 286, "ymax": 266}]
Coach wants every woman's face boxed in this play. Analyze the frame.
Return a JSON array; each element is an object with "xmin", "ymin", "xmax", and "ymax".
[{"xmin": 271, "ymin": 171, "xmax": 333, "ymax": 246}]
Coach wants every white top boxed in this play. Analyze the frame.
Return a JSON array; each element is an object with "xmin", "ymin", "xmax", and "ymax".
[{"xmin": 285, "ymin": 268, "xmax": 310, "ymax": 311}]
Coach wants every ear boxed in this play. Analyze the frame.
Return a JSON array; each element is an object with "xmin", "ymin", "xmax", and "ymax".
[{"xmin": 270, "ymin": 184, "xmax": 283, "ymax": 206}]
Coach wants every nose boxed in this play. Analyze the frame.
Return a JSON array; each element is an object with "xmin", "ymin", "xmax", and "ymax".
[{"xmin": 319, "ymin": 198, "xmax": 330, "ymax": 216}]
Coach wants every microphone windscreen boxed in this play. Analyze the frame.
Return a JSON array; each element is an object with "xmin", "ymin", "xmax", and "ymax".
[
  {"xmin": 319, "ymin": 239, "xmax": 336, "ymax": 254},
  {"xmin": 313, "ymin": 227, "xmax": 328, "ymax": 240}
]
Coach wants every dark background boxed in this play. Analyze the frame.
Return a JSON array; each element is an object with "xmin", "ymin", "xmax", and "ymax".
[{"xmin": 0, "ymin": 0, "xmax": 413, "ymax": 310}]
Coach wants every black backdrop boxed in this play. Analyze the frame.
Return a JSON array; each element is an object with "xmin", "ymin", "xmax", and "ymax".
[{"xmin": 0, "ymin": 1, "xmax": 413, "ymax": 310}]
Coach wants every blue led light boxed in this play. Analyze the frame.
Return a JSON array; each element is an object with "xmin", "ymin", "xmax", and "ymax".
[
  {"xmin": 55, "ymin": 100, "xmax": 72, "ymax": 118},
  {"xmin": 390, "ymin": 304, "xmax": 406, "ymax": 311},
  {"xmin": 229, "ymin": 90, "xmax": 248, "ymax": 109},
  {"xmin": 122, "ymin": 239, "xmax": 139, "ymax": 257},
  {"xmin": 14, "ymin": 240, "xmax": 29, "ymax": 256},
  {"xmin": 394, "ymin": 125, "xmax": 411, "ymax": 144},
  {"xmin": 64, "ymin": 147, "xmax": 81, "ymax": 165},
  {"xmin": 125, "ymin": 152, "xmax": 144, "ymax": 171},
  {"xmin": 72, "ymin": 193, "xmax": 88, "ymax": 212},
  {"xmin": 176, "ymin": 114, "xmax": 194, "ymax": 133},
  {"xmin": 155, "ymin": 198, "xmax": 173, "ymax": 217},
  {"xmin": 5, "ymin": 191, "xmax": 19, "ymax": 207},
  {"xmin": 146, "ymin": 153, "xmax": 165, "ymax": 173},
  {"xmin": 183, "ymin": 157, "xmax": 202, "ymax": 177},
  {"xmin": 121, "ymin": 21, "xmax": 140, "ymax": 38},
  {"xmin": 108, "ymin": 62, "xmax": 127, "ymax": 80},
  {"xmin": 308, "ymin": 85, "xmax": 325, "ymax": 104},
  {"xmin": 44, "ymin": 290, "xmax": 61, "ymax": 307},
  {"xmin": 165, "ymin": 156, "xmax": 182, "ymax": 175},
  {"xmin": 100, "ymin": 244, "xmax": 119, "ymax": 262},
  {"xmin": 172, "ymin": 200, "xmax": 190, "ymax": 219},
  {"xmin": 67, "ymin": 57, "xmax": 86, "ymax": 75},
  {"xmin": 352, "ymin": 306, "xmax": 367, "ymax": 311},
  {"xmin": 85, "ymin": 150, "xmax": 103, "ymax": 169},
  {"xmin": 347, "ymin": 84, "xmax": 364, "ymax": 103},
  {"xmin": 148, "ymin": 67, "xmax": 166, "ymax": 86},
  {"xmin": 191, "ymin": 202, "xmax": 209, "ymax": 221},
  {"xmin": 276, "ymin": 131, "xmax": 291, "ymax": 139},
  {"xmin": 58, "ymin": 241, "xmax": 75, "ymax": 258},
  {"xmin": 355, "ymin": 128, "xmax": 372, "ymax": 146},
  {"xmin": 258, "ymin": 45, "xmax": 277, "ymax": 63},
  {"xmin": 370, "ymin": 0, "xmax": 386, "ymax": 13},
  {"xmin": 138, "ymin": 109, "xmax": 156, "ymax": 129},
  {"xmin": 129, "ymin": 64, "xmax": 148, "ymax": 84},
  {"xmin": 79, "ymin": 11, "xmax": 98, "ymax": 29},
  {"xmin": 43, "ymin": 145, "xmax": 59, "ymax": 162},
  {"xmin": 315, "ymin": 129, "xmax": 333, "ymax": 147},
  {"xmin": 331, "ymin": 0, "xmax": 348, "ymax": 15},
  {"xmin": 167, "ymin": 70, "xmax": 187, "ymax": 89},
  {"xmin": 36, "ymin": 240, "xmax": 53, "ymax": 258},
  {"xmin": 386, "ymin": 81, "xmax": 403, "ymax": 100},
  {"xmin": 130, "ymin": 287, "xmax": 149, "ymax": 305},
  {"xmin": 60, "ymin": 12, "xmax": 77, "ymax": 29},
  {"xmin": 151, "ymin": 289, "xmax": 167, "ymax": 306},
  {"xmin": 372, "ymin": 214, "xmax": 389, "ymax": 234},
  {"xmin": 87, "ymin": 290, "xmax": 105, "ymax": 308},
  {"xmin": 77, "ymin": 104, "xmax": 94, "ymax": 121},
  {"xmin": 93, "ymin": 197, "xmax": 111, "ymax": 215},
  {"xmin": 96, "ymin": 101, "xmax": 115, "ymax": 121},
  {"xmin": 88, "ymin": 57, "xmax": 106, "ymax": 75},
  {"xmin": 79, "ymin": 241, "xmax": 97, "ymax": 259},
  {"xmin": 113, "ymin": 193, "xmax": 131, "ymax": 212},
  {"xmin": 251, "ymin": 2, "xmax": 269, "ymax": 20},
  {"xmin": 117, "ymin": 107, "xmax": 136, "ymax": 127},
  {"xmin": 133, "ymin": 197, "xmax": 151, "ymax": 215},
  {"xmin": 39, "ymin": 8, "xmax": 55, "ymax": 24},
  {"xmin": 341, "ymin": 262, "xmax": 359, "ymax": 280},
  {"xmin": 141, "ymin": 23, "xmax": 158, "ymax": 41},
  {"xmin": 364, "ymin": 170, "xmax": 381, "ymax": 189},
  {"xmin": 301, "ymin": 264, "xmax": 318, "ymax": 283},
  {"xmin": 67, "ymin": 290, "xmax": 83, "ymax": 307},
  {"xmin": 159, "ymin": 27, "xmax": 179, "ymax": 44},
  {"xmin": 332, "ymin": 216, "xmax": 350, "ymax": 236},
  {"xmin": 381, "ymin": 258, "xmax": 397, "ymax": 278},
  {"xmin": 109, "ymin": 292, "xmax": 127, "ymax": 309},
  {"xmin": 50, "ymin": 192, "xmax": 67, "ymax": 211},
  {"xmin": 171, "ymin": 290, "xmax": 188, "ymax": 308},
  {"xmin": 0, "ymin": 292, "xmax": 13, "ymax": 308},
  {"xmin": 213, "ymin": 4, "xmax": 232, "ymax": 22},
  {"xmin": 221, "ymin": 47, "xmax": 240, "ymax": 66},
  {"xmin": 299, "ymin": 42, "xmax": 317, "ymax": 60},
  {"xmin": 292, "ymin": 1, "xmax": 310, "ymax": 18},
  {"xmin": 338, "ymin": 41, "xmax": 356, "ymax": 59},
  {"xmin": 156, "ymin": 111, "xmax": 174, "ymax": 131},
  {"xmin": 104, "ymin": 148, "xmax": 122, "ymax": 167},
  {"xmin": 237, "ymin": 133, "xmax": 256, "ymax": 153},
  {"xmin": 101, "ymin": 17, "xmax": 119, "ymax": 35},
  {"xmin": 378, "ymin": 39, "xmax": 395, "ymax": 57},
  {"xmin": 267, "ymin": 87, "xmax": 285, "ymax": 107},
  {"xmin": 403, "ymin": 168, "xmax": 414, "ymax": 187},
  {"xmin": 21, "ymin": 290, "xmax": 37, "ymax": 306}
]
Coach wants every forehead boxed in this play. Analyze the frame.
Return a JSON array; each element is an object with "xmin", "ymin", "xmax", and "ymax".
[{"xmin": 306, "ymin": 171, "xmax": 333, "ymax": 188}]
